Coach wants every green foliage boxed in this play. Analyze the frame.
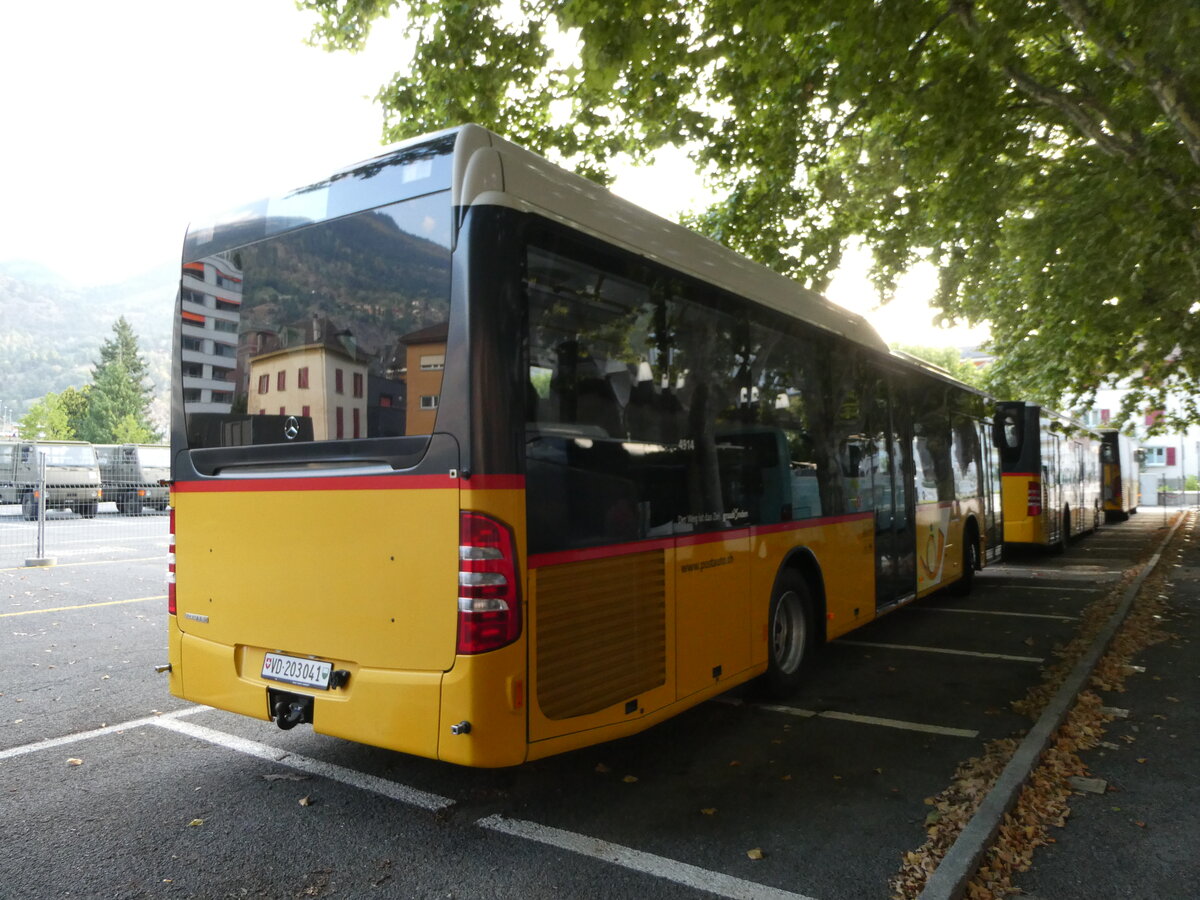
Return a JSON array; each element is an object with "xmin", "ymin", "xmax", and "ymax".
[
  {"xmin": 77, "ymin": 318, "xmax": 160, "ymax": 444},
  {"xmin": 18, "ymin": 392, "xmax": 74, "ymax": 440},
  {"xmin": 58, "ymin": 385, "xmax": 91, "ymax": 438},
  {"xmin": 20, "ymin": 318, "xmax": 162, "ymax": 445},
  {"xmin": 95, "ymin": 316, "xmax": 152, "ymax": 401},
  {"xmin": 303, "ymin": 0, "xmax": 1200, "ymax": 427},
  {"xmin": 80, "ymin": 359, "xmax": 157, "ymax": 444},
  {"xmin": 892, "ymin": 344, "xmax": 987, "ymax": 390}
]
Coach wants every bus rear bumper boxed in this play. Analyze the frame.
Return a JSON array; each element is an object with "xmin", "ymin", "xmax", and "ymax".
[{"xmin": 171, "ymin": 629, "xmax": 444, "ymax": 760}]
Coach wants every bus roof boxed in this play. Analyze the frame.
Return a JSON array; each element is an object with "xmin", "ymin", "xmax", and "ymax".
[
  {"xmin": 446, "ymin": 125, "xmax": 889, "ymax": 353},
  {"xmin": 203, "ymin": 123, "xmax": 888, "ymax": 355}
]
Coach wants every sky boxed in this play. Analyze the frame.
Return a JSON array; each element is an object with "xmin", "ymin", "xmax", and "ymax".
[{"xmin": 0, "ymin": 0, "xmax": 986, "ymax": 349}]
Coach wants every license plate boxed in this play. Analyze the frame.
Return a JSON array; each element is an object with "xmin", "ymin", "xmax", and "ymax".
[{"xmin": 261, "ymin": 652, "xmax": 332, "ymax": 690}]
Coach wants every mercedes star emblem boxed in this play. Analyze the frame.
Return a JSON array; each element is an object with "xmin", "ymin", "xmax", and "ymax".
[{"xmin": 283, "ymin": 416, "xmax": 300, "ymax": 440}]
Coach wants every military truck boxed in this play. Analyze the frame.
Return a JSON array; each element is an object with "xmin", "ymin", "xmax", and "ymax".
[
  {"xmin": 0, "ymin": 440, "xmax": 102, "ymax": 519},
  {"xmin": 95, "ymin": 444, "xmax": 170, "ymax": 515}
]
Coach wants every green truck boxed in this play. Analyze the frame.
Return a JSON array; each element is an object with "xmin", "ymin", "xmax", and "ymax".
[
  {"xmin": 94, "ymin": 444, "xmax": 170, "ymax": 514},
  {"xmin": 0, "ymin": 440, "xmax": 103, "ymax": 519}
]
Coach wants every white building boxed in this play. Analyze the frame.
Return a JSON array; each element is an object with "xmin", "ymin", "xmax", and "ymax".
[
  {"xmin": 1080, "ymin": 386, "xmax": 1200, "ymax": 501},
  {"xmin": 179, "ymin": 256, "xmax": 243, "ymax": 412}
]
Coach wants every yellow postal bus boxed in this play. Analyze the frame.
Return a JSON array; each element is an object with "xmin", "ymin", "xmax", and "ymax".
[
  {"xmin": 993, "ymin": 401, "xmax": 1102, "ymax": 549},
  {"xmin": 168, "ymin": 125, "xmax": 999, "ymax": 766},
  {"xmin": 1100, "ymin": 430, "xmax": 1141, "ymax": 521}
]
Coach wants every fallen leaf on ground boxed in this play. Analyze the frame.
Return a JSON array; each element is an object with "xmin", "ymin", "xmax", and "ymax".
[
  {"xmin": 66, "ymin": 758, "xmax": 82, "ymax": 767},
  {"xmin": 746, "ymin": 848, "xmax": 764, "ymax": 860}
]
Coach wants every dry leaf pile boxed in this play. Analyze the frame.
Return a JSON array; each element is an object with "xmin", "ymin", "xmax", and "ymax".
[{"xmin": 890, "ymin": 514, "xmax": 1185, "ymax": 899}]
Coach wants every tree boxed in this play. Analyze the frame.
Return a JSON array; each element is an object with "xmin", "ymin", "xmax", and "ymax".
[
  {"xmin": 58, "ymin": 385, "xmax": 91, "ymax": 438},
  {"xmin": 96, "ymin": 316, "xmax": 152, "ymax": 403},
  {"xmin": 79, "ymin": 318, "xmax": 159, "ymax": 443},
  {"xmin": 302, "ymin": 0, "xmax": 1200, "ymax": 427},
  {"xmin": 18, "ymin": 392, "xmax": 74, "ymax": 440},
  {"xmin": 893, "ymin": 344, "xmax": 988, "ymax": 389}
]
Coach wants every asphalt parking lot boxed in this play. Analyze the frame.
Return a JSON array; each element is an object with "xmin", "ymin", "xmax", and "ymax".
[{"xmin": 0, "ymin": 509, "xmax": 1189, "ymax": 898}]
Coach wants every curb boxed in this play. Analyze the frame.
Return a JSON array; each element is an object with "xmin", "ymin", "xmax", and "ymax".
[{"xmin": 918, "ymin": 512, "xmax": 1188, "ymax": 900}]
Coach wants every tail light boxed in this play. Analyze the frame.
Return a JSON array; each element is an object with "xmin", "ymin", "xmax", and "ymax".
[
  {"xmin": 457, "ymin": 511, "xmax": 521, "ymax": 654},
  {"xmin": 167, "ymin": 506, "xmax": 176, "ymax": 615},
  {"xmin": 1027, "ymin": 481, "xmax": 1042, "ymax": 517}
]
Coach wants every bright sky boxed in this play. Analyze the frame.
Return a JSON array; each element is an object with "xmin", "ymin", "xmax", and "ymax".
[{"xmin": 0, "ymin": 0, "xmax": 986, "ymax": 349}]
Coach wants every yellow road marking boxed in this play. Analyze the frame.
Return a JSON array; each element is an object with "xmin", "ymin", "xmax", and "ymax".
[{"xmin": 0, "ymin": 595, "xmax": 165, "ymax": 618}]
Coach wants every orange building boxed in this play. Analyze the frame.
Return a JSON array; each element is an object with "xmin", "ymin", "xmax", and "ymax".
[{"xmin": 397, "ymin": 322, "xmax": 448, "ymax": 435}]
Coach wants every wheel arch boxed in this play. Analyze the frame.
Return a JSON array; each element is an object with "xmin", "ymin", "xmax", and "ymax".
[{"xmin": 773, "ymin": 547, "xmax": 827, "ymax": 645}]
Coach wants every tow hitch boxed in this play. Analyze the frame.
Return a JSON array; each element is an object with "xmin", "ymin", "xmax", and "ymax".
[{"xmin": 269, "ymin": 690, "xmax": 314, "ymax": 730}]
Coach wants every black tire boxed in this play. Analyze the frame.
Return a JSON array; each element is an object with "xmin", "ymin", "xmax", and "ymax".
[
  {"xmin": 21, "ymin": 493, "xmax": 37, "ymax": 521},
  {"xmin": 950, "ymin": 526, "xmax": 979, "ymax": 596},
  {"xmin": 761, "ymin": 571, "xmax": 816, "ymax": 699},
  {"xmin": 78, "ymin": 501, "xmax": 98, "ymax": 519},
  {"xmin": 117, "ymin": 494, "xmax": 138, "ymax": 516}
]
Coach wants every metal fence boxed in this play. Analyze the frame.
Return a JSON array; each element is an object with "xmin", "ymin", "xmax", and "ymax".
[
  {"xmin": 0, "ymin": 447, "xmax": 169, "ymax": 568},
  {"xmin": 1146, "ymin": 474, "xmax": 1200, "ymax": 508}
]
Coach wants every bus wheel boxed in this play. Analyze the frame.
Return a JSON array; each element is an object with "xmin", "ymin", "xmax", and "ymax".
[
  {"xmin": 763, "ymin": 572, "xmax": 815, "ymax": 699},
  {"xmin": 78, "ymin": 502, "xmax": 98, "ymax": 519},
  {"xmin": 21, "ymin": 493, "xmax": 36, "ymax": 521}
]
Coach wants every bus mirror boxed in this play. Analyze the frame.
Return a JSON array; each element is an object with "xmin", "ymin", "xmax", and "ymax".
[{"xmin": 991, "ymin": 411, "xmax": 1022, "ymax": 451}]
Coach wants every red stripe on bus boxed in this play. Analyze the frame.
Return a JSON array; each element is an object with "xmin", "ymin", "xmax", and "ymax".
[
  {"xmin": 1002, "ymin": 472, "xmax": 1039, "ymax": 478},
  {"xmin": 677, "ymin": 528, "xmax": 752, "ymax": 547},
  {"xmin": 529, "ymin": 537, "xmax": 677, "ymax": 569},
  {"xmin": 462, "ymin": 475, "xmax": 525, "ymax": 490},
  {"xmin": 750, "ymin": 511, "xmax": 874, "ymax": 536},
  {"xmin": 528, "ymin": 512, "xmax": 874, "ymax": 569}
]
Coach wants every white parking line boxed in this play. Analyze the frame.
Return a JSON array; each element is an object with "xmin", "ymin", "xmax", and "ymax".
[
  {"xmin": 976, "ymin": 584, "xmax": 1096, "ymax": 593},
  {"xmin": 835, "ymin": 640, "xmax": 1043, "ymax": 663},
  {"xmin": 754, "ymin": 704, "xmax": 978, "ymax": 738},
  {"xmin": 152, "ymin": 717, "xmax": 454, "ymax": 812},
  {"xmin": 915, "ymin": 607, "xmax": 1076, "ymax": 622},
  {"xmin": 478, "ymin": 814, "xmax": 817, "ymax": 900},
  {"xmin": 0, "ymin": 707, "xmax": 206, "ymax": 761},
  {"xmin": 156, "ymin": 719, "xmax": 811, "ymax": 898}
]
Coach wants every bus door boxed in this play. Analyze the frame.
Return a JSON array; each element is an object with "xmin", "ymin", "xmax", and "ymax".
[
  {"xmin": 979, "ymin": 420, "xmax": 1003, "ymax": 562},
  {"xmin": 871, "ymin": 382, "xmax": 917, "ymax": 609},
  {"xmin": 1043, "ymin": 431, "xmax": 1062, "ymax": 542}
]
